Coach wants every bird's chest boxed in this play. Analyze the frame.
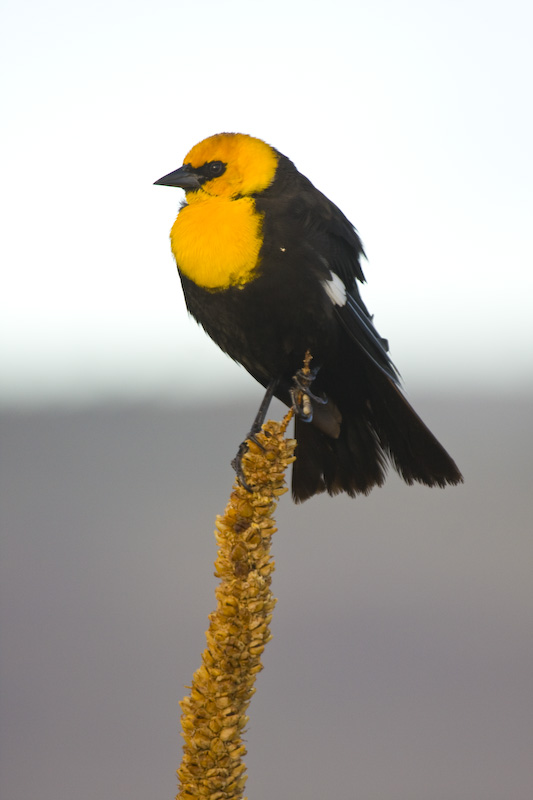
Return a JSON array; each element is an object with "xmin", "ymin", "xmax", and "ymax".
[
  {"xmin": 170, "ymin": 195, "xmax": 263, "ymax": 290},
  {"xmin": 180, "ymin": 246, "xmax": 338, "ymax": 378}
]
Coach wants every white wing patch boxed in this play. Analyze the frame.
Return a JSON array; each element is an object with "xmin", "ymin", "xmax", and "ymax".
[{"xmin": 322, "ymin": 271, "xmax": 347, "ymax": 307}]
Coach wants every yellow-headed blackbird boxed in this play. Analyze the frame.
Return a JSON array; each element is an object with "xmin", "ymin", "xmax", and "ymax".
[{"xmin": 155, "ymin": 133, "xmax": 463, "ymax": 501}]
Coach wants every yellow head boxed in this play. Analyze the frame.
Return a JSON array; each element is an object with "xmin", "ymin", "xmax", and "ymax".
[
  {"xmin": 184, "ymin": 133, "xmax": 278, "ymax": 198},
  {"xmin": 155, "ymin": 133, "xmax": 279, "ymax": 200}
]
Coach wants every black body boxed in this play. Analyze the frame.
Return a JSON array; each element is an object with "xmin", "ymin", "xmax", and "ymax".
[{"xmin": 179, "ymin": 154, "xmax": 463, "ymax": 501}]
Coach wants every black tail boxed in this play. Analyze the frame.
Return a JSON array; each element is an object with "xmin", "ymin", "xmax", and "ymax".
[{"xmin": 291, "ymin": 374, "xmax": 463, "ymax": 503}]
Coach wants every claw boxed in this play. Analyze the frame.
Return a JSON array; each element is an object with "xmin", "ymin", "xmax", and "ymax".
[
  {"xmin": 232, "ymin": 432, "xmax": 269, "ymax": 492},
  {"xmin": 290, "ymin": 354, "xmax": 327, "ymax": 423},
  {"xmin": 231, "ymin": 441, "xmax": 255, "ymax": 492}
]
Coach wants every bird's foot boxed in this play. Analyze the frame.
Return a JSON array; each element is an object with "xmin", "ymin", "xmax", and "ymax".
[
  {"xmin": 231, "ymin": 431, "xmax": 270, "ymax": 492},
  {"xmin": 231, "ymin": 440, "xmax": 253, "ymax": 492},
  {"xmin": 231, "ymin": 380, "xmax": 278, "ymax": 492},
  {"xmin": 290, "ymin": 352, "xmax": 326, "ymax": 423}
]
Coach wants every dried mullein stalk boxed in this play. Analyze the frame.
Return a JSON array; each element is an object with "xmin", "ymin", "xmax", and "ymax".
[{"xmin": 177, "ymin": 410, "xmax": 296, "ymax": 800}]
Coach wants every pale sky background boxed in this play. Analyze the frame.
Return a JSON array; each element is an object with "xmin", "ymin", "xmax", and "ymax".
[{"xmin": 1, "ymin": 0, "xmax": 532, "ymax": 406}]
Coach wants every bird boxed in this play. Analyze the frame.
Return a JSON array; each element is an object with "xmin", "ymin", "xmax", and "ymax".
[{"xmin": 155, "ymin": 132, "xmax": 463, "ymax": 502}]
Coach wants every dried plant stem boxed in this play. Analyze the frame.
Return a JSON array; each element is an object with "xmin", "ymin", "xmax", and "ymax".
[{"xmin": 177, "ymin": 410, "xmax": 296, "ymax": 800}]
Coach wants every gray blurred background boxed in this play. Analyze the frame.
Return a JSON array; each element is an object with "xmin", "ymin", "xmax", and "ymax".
[
  {"xmin": 2, "ymin": 395, "xmax": 532, "ymax": 800},
  {"xmin": 2, "ymin": 1, "xmax": 533, "ymax": 798}
]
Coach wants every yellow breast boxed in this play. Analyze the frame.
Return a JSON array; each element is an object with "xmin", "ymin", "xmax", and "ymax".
[{"xmin": 170, "ymin": 193, "xmax": 263, "ymax": 291}]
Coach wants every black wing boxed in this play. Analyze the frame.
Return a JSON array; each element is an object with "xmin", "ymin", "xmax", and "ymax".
[
  {"xmin": 299, "ymin": 177, "xmax": 401, "ymax": 385},
  {"xmin": 256, "ymin": 155, "xmax": 401, "ymax": 385}
]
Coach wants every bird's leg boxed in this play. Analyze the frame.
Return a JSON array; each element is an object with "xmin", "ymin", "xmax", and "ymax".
[
  {"xmin": 290, "ymin": 351, "xmax": 327, "ymax": 423},
  {"xmin": 232, "ymin": 379, "xmax": 279, "ymax": 490},
  {"xmin": 248, "ymin": 379, "xmax": 279, "ymax": 439}
]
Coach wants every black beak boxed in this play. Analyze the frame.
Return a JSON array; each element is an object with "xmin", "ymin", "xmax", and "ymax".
[{"xmin": 154, "ymin": 164, "xmax": 201, "ymax": 189}]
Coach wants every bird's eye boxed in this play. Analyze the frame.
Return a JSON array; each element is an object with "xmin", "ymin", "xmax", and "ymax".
[{"xmin": 206, "ymin": 161, "xmax": 225, "ymax": 177}]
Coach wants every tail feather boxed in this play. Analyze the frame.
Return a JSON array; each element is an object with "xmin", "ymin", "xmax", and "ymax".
[
  {"xmin": 370, "ymin": 377, "xmax": 463, "ymax": 489},
  {"xmin": 292, "ymin": 412, "xmax": 387, "ymax": 502},
  {"xmin": 291, "ymin": 376, "xmax": 463, "ymax": 502}
]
